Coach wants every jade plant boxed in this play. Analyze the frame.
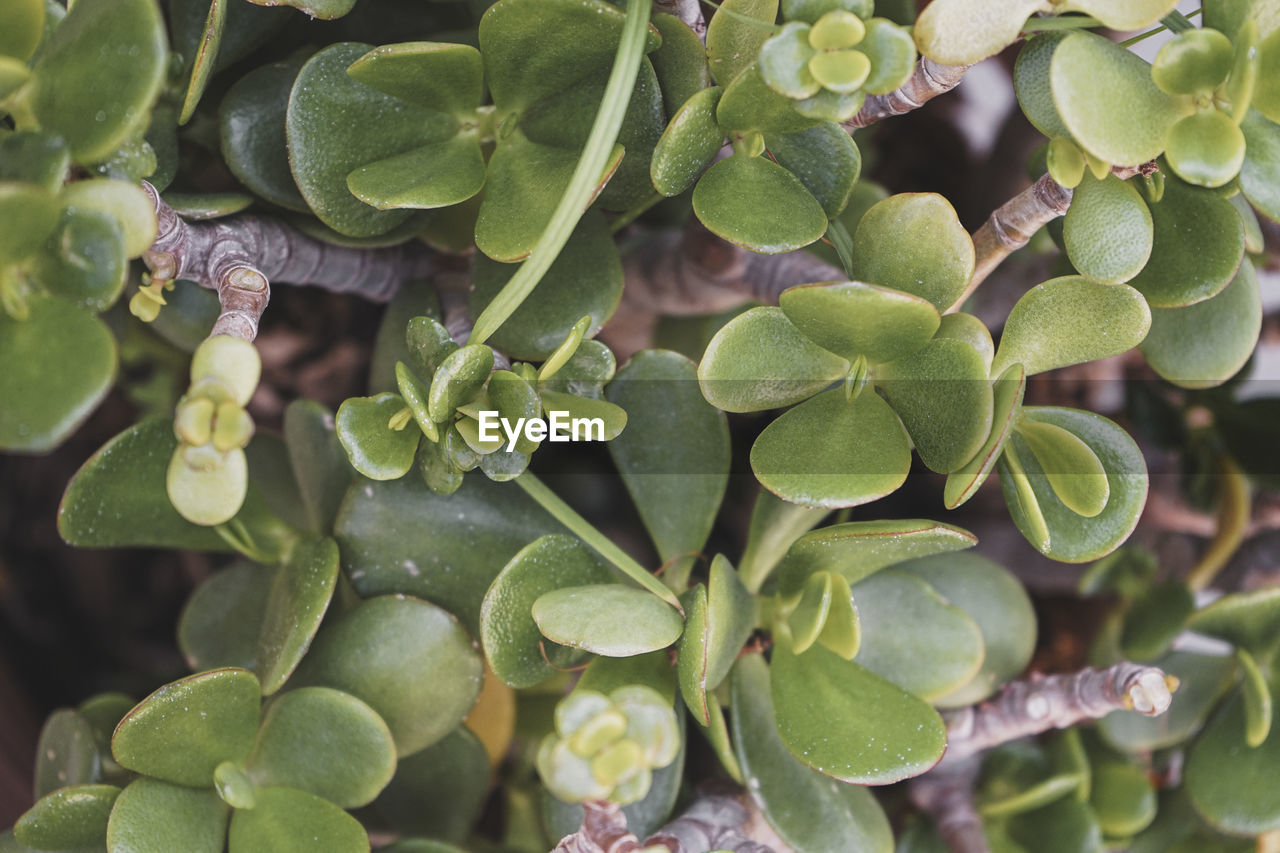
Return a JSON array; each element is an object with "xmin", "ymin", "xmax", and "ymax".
[{"xmin": 2, "ymin": 0, "xmax": 1280, "ymax": 850}]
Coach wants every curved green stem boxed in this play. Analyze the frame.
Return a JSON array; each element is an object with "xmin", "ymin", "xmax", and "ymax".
[
  {"xmin": 468, "ymin": 0, "xmax": 654, "ymax": 345},
  {"xmin": 515, "ymin": 471, "xmax": 684, "ymax": 612}
]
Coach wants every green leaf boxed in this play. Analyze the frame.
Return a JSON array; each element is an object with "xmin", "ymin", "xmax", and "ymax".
[
  {"xmin": 347, "ymin": 137, "xmax": 485, "ymax": 210},
  {"xmin": 1089, "ymin": 762, "xmax": 1156, "ymax": 837},
  {"xmin": 693, "ymin": 154, "xmax": 829, "ymax": 253},
  {"xmin": 179, "ymin": 563, "xmax": 274, "ymax": 672},
  {"xmin": 334, "ymin": 472, "xmax": 561, "ymax": 633},
  {"xmin": 999, "ymin": 407, "xmax": 1148, "ymax": 562},
  {"xmin": 787, "ymin": 570, "xmax": 834, "ymax": 654},
  {"xmin": 0, "ymin": 295, "xmax": 116, "ymax": 453},
  {"xmin": 34, "ymin": 710, "xmax": 99, "ymax": 798},
  {"xmin": 1120, "ymin": 581, "xmax": 1195, "ymax": 662},
  {"xmin": 716, "ymin": 63, "xmax": 823, "ymax": 134},
  {"xmin": 1152, "ymin": 28, "xmax": 1235, "ymax": 96},
  {"xmin": 1240, "ymin": 109, "xmax": 1280, "ymax": 224},
  {"xmin": 346, "ymin": 42, "xmax": 483, "ymax": 115},
  {"xmin": 1051, "ymin": 31, "xmax": 1188, "ymax": 165},
  {"xmin": 677, "ymin": 556, "xmax": 755, "ymax": 723},
  {"xmin": 738, "ymin": 490, "xmax": 829, "ymax": 593},
  {"xmin": 256, "ymin": 536, "xmax": 339, "ymax": 694},
  {"xmin": 981, "ymin": 773, "xmax": 1084, "ymax": 819},
  {"xmin": 706, "ymin": 0, "xmax": 780, "ymax": 86},
  {"xmin": 650, "ymin": 13, "xmax": 711, "ymax": 116},
  {"xmin": 287, "ymin": 43, "xmax": 449, "ymax": 237},
  {"xmin": 849, "ymin": 569, "xmax": 985, "ymax": 701},
  {"xmin": 107, "ymin": 778, "xmax": 228, "ymax": 853},
  {"xmin": 0, "ymin": 131, "xmax": 70, "ymax": 192},
  {"xmin": 535, "ymin": 391, "xmax": 628, "ymax": 441},
  {"xmin": 58, "ymin": 418, "xmax": 229, "ymax": 550},
  {"xmin": 14, "ymin": 785, "xmax": 119, "ymax": 850},
  {"xmin": 1063, "ymin": 174, "xmax": 1153, "ymax": 283},
  {"xmin": 292, "ymin": 595, "xmax": 483, "ymax": 756},
  {"xmin": 1098, "ymin": 650, "xmax": 1236, "ymax": 752},
  {"xmin": 991, "ymin": 276, "xmax": 1151, "ymax": 378},
  {"xmin": 1166, "ymin": 110, "xmax": 1247, "ymax": 188},
  {"xmin": 245, "ymin": 0, "xmax": 354, "ymax": 18},
  {"xmin": 1186, "ymin": 586, "xmax": 1280, "ymax": 658},
  {"xmin": 777, "ymin": 518, "xmax": 976, "ymax": 600},
  {"xmin": 227, "ymin": 787, "xmax": 369, "ymax": 853},
  {"xmin": 649, "ymin": 86, "xmax": 725, "ymax": 197},
  {"xmin": 1016, "ymin": 418, "xmax": 1109, "ymax": 517},
  {"xmin": 179, "ymin": 0, "xmax": 227, "ymax": 124},
  {"xmin": 283, "ymin": 400, "xmax": 353, "ymax": 534},
  {"xmin": 779, "ymin": 280, "xmax": 940, "ymax": 364},
  {"xmin": 0, "ymin": 0, "xmax": 43, "ymax": 60},
  {"xmin": 249, "ymin": 687, "xmax": 395, "ymax": 808},
  {"xmin": 848, "ymin": 193, "xmax": 975, "ymax": 310},
  {"xmin": 471, "ymin": 212, "xmax": 622, "ymax": 359},
  {"xmin": 481, "ymin": 534, "xmax": 615, "ymax": 688},
  {"xmin": 944, "ymin": 364, "xmax": 1026, "ymax": 509},
  {"xmin": 335, "ymin": 393, "xmax": 420, "ymax": 481},
  {"xmin": 914, "ymin": 0, "xmax": 1047, "ymax": 65},
  {"xmin": 371, "ymin": 728, "xmax": 490, "ymax": 841},
  {"xmin": 1128, "ymin": 173, "xmax": 1245, "ymax": 307},
  {"xmin": 876, "ymin": 337, "xmax": 994, "ymax": 473},
  {"xmin": 1237, "ymin": 648, "xmax": 1273, "ymax": 747},
  {"xmin": 1257, "ymin": 27, "xmax": 1280, "ymax": 123},
  {"xmin": 1140, "ymin": 258, "xmax": 1260, "ymax": 388},
  {"xmin": 532, "ymin": 585, "xmax": 685, "ymax": 656},
  {"xmin": 1058, "ymin": 0, "xmax": 1175, "ymax": 30},
  {"xmin": 759, "ymin": 22, "xmax": 820, "ymax": 99},
  {"xmin": 751, "ymin": 388, "xmax": 912, "ymax": 509},
  {"xmin": 607, "ymin": 350, "xmax": 730, "ymax": 568},
  {"xmin": 771, "ymin": 633, "xmax": 946, "ymax": 784},
  {"xmin": 1006, "ymin": 792, "xmax": 1105, "ymax": 853},
  {"xmin": 113, "ymin": 669, "xmax": 260, "ymax": 787},
  {"xmin": 1186, "ymin": 689, "xmax": 1280, "ymax": 835},
  {"xmin": 698, "ymin": 307, "xmax": 850, "ymax": 413},
  {"xmin": 0, "ymin": 181, "xmax": 60, "ymax": 263},
  {"xmin": 859, "ymin": 17, "xmax": 917, "ymax": 95},
  {"xmin": 31, "ymin": 209, "xmax": 128, "ymax": 312},
  {"xmin": 731, "ymin": 655, "xmax": 894, "ymax": 853},
  {"xmin": 219, "ymin": 60, "xmax": 310, "ymax": 213},
  {"xmin": 29, "ymin": 0, "xmax": 166, "ymax": 163},
  {"xmin": 899, "ymin": 552, "xmax": 1036, "ymax": 707}
]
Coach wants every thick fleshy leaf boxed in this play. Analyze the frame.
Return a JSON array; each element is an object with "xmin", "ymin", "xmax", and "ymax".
[
  {"xmin": 1187, "ymin": 586, "xmax": 1280, "ymax": 657},
  {"xmin": 34, "ymin": 710, "xmax": 99, "ymax": 797},
  {"xmin": 650, "ymin": 86, "xmax": 725, "ymax": 197},
  {"xmin": 1063, "ymin": 174, "xmax": 1153, "ymax": 284},
  {"xmin": 220, "ymin": 60, "xmax": 309, "ymax": 212},
  {"xmin": 1186, "ymin": 690, "xmax": 1280, "ymax": 835},
  {"xmin": 759, "ymin": 22, "xmax": 821, "ymax": 99},
  {"xmin": 58, "ymin": 418, "xmax": 229, "ymax": 550},
  {"xmin": 1153, "ymin": 28, "xmax": 1235, "ymax": 97},
  {"xmin": 1166, "ymin": 110, "xmax": 1247, "ymax": 188},
  {"xmin": 716, "ymin": 63, "xmax": 823, "ymax": 134},
  {"xmin": 991, "ymin": 276, "xmax": 1151, "ymax": 378},
  {"xmin": 737, "ymin": 490, "xmax": 829, "ymax": 594},
  {"xmin": 336, "ymin": 393, "xmax": 420, "ymax": 481},
  {"xmin": 256, "ymin": 536, "xmax": 339, "ymax": 694},
  {"xmin": 607, "ymin": 350, "xmax": 729, "ymax": 568},
  {"xmin": 944, "ymin": 364, "xmax": 1025, "ymax": 509},
  {"xmin": 706, "ymin": 0, "xmax": 780, "ymax": 86},
  {"xmin": 58, "ymin": 179, "xmax": 156, "ymax": 258},
  {"xmin": 766, "ymin": 122, "xmax": 861, "ymax": 218},
  {"xmin": 751, "ymin": 388, "xmax": 911, "ymax": 509},
  {"xmin": 1098, "ymin": 650, "xmax": 1236, "ymax": 753},
  {"xmin": 287, "ymin": 43, "xmax": 451, "ymax": 237},
  {"xmin": 113, "ymin": 669, "xmax": 260, "ymax": 787},
  {"xmin": 1090, "ymin": 761, "xmax": 1157, "ymax": 837},
  {"xmin": 471, "ymin": 212, "xmax": 622, "ymax": 359},
  {"xmin": 1006, "ymin": 793, "xmax": 1105, "ymax": 853},
  {"xmin": 347, "ymin": 137, "xmax": 485, "ymax": 210},
  {"xmin": 779, "ymin": 280, "xmax": 939, "ymax": 364},
  {"xmin": 651, "ymin": 13, "xmax": 711, "ymax": 115},
  {"xmin": 1128, "ymin": 174, "xmax": 1245, "ymax": 307},
  {"xmin": 0, "ymin": 0, "xmax": 43, "ymax": 60},
  {"xmin": 0, "ymin": 296, "xmax": 115, "ymax": 452},
  {"xmin": 999, "ymin": 407, "xmax": 1148, "ymax": 562},
  {"xmin": 371, "ymin": 728, "xmax": 490, "ymax": 841},
  {"xmin": 860, "ymin": 17, "xmax": 917, "ymax": 94},
  {"xmin": 1017, "ymin": 418, "xmax": 1109, "ymax": 518},
  {"xmin": 29, "ymin": 0, "xmax": 166, "ymax": 163},
  {"xmin": 1141, "ymin": 259, "xmax": 1260, "ymax": 388},
  {"xmin": 292, "ymin": 595, "xmax": 483, "ymax": 756},
  {"xmin": 178, "ymin": 0, "xmax": 227, "ymax": 124},
  {"xmin": 532, "ymin": 585, "xmax": 685, "ymax": 656},
  {"xmin": 936, "ymin": 312, "xmax": 994, "ymax": 372},
  {"xmin": 1238, "ymin": 648, "xmax": 1272, "ymax": 747},
  {"xmin": 283, "ymin": 400, "xmax": 352, "ymax": 534},
  {"xmin": 31, "ymin": 208, "xmax": 128, "ymax": 312},
  {"xmin": 334, "ymin": 472, "xmax": 560, "ymax": 633},
  {"xmin": 245, "ymin": 0, "xmax": 354, "ymax": 18},
  {"xmin": 228, "ymin": 786, "xmax": 369, "ymax": 853},
  {"xmin": 481, "ymin": 534, "xmax": 615, "ymax": 689},
  {"xmin": 777, "ymin": 518, "xmax": 976, "ymax": 600},
  {"xmin": 13, "ymin": 785, "xmax": 119, "ymax": 850},
  {"xmin": 1240, "ymin": 109, "xmax": 1280, "ymax": 224},
  {"xmin": 731, "ymin": 655, "xmax": 894, "ymax": 853},
  {"xmin": 1015, "ymin": 32, "xmax": 1072, "ymax": 139},
  {"xmin": 107, "ymin": 779, "xmax": 228, "ymax": 853},
  {"xmin": 0, "ymin": 132, "xmax": 69, "ymax": 193},
  {"xmin": 848, "ymin": 193, "xmax": 974, "ymax": 311},
  {"xmin": 1120, "ymin": 580, "xmax": 1195, "ymax": 662},
  {"xmin": 346, "ymin": 42, "xmax": 482, "ymax": 115},
  {"xmin": 850, "ymin": 569, "xmax": 985, "ymax": 700},
  {"xmin": 693, "ymin": 154, "xmax": 828, "ymax": 253},
  {"xmin": 1051, "ymin": 32, "xmax": 1188, "ymax": 166},
  {"xmin": 877, "ymin": 337, "xmax": 994, "ymax": 474},
  {"xmin": 901, "ymin": 552, "xmax": 1036, "ymax": 707},
  {"xmin": 914, "ymin": 0, "xmax": 1046, "ymax": 65},
  {"xmin": 677, "ymin": 556, "xmax": 755, "ymax": 723},
  {"xmin": 249, "ymin": 687, "xmax": 395, "ymax": 808},
  {"xmin": 179, "ymin": 563, "xmax": 274, "ymax": 672},
  {"xmin": 1059, "ymin": 0, "xmax": 1175, "ymax": 30},
  {"xmin": 771, "ymin": 634, "xmax": 946, "ymax": 784},
  {"xmin": 698, "ymin": 307, "xmax": 850, "ymax": 413}
]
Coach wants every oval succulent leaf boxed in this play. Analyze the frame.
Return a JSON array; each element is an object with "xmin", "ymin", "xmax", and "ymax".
[
  {"xmin": 914, "ymin": 0, "xmax": 1048, "ymax": 65},
  {"xmin": 336, "ymin": 393, "xmax": 420, "ymax": 481},
  {"xmin": 706, "ymin": 0, "xmax": 781, "ymax": 87},
  {"xmin": 14, "ymin": 784, "xmax": 121, "ymax": 851},
  {"xmin": 346, "ymin": 42, "xmax": 483, "ymax": 115},
  {"xmin": 779, "ymin": 280, "xmax": 940, "ymax": 364},
  {"xmin": 106, "ymin": 779, "xmax": 228, "ymax": 853},
  {"xmin": 1186, "ymin": 689, "xmax": 1280, "ymax": 835},
  {"xmin": 849, "ymin": 192, "xmax": 975, "ymax": 311},
  {"xmin": 692, "ymin": 154, "xmax": 828, "ymax": 254},
  {"xmin": 1165, "ymin": 109, "xmax": 1247, "ymax": 188},
  {"xmin": 765, "ymin": 122, "xmax": 861, "ymax": 218},
  {"xmin": 347, "ymin": 137, "xmax": 486, "ymax": 210},
  {"xmin": 945, "ymin": 363, "xmax": 1026, "ymax": 510},
  {"xmin": 650, "ymin": 86, "xmax": 725, "ymax": 197},
  {"xmin": 227, "ymin": 786, "xmax": 370, "ymax": 853},
  {"xmin": 1152, "ymin": 28, "xmax": 1235, "ymax": 96},
  {"xmin": 1063, "ymin": 174, "xmax": 1153, "ymax": 284},
  {"xmin": 1015, "ymin": 417, "xmax": 1110, "ymax": 518},
  {"xmin": 532, "ymin": 585, "xmax": 685, "ymax": 657}
]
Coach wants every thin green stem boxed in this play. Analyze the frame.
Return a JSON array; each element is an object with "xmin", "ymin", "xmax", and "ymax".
[
  {"xmin": 515, "ymin": 471, "xmax": 684, "ymax": 612},
  {"xmin": 1160, "ymin": 9, "xmax": 1197, "ymax": 33},
  {"xmin": 1121, "ymin": 8, "xmax": 1201, "ymax": 46},
  {"xmin": 468, "ymin": 0, "xmax": 653, "ymax": 345},
  {"xmin": 1020, "ymin": 15, "xmax": 1102, "ymax": 34}
]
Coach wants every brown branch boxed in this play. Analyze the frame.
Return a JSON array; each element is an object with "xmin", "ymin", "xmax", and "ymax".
[
  {"xmin": 940, "ymin": 662, "xmax": 1174, "ymax": 765},
  {"xmin": 653, "ymin": 0, "xmax": 706, "ymax": 40},
  {"xmin": 140, "ymin": 182, "xmax": 435, "ymax": 341},
  {"xmin": 553, "ymin": 794, "xmax": 780, "ymax": 853},
  {"xmin": 909, "ymin": 759, "xmax": 989, "ymax": 853},
  {"xmin": 842, "ymin": 58, "xmax": 969, "ymax": 131},
  {"xmin": 552, "ymin": 801, "xmax": 642, "ymax": 853}
]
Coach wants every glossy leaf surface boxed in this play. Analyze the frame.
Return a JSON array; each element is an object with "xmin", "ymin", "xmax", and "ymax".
[
  {"xmin": 693, "ymin": 155, "xmax": 828, "ymax": 253},
  {"xmin": 779, "ymin": 280, "xmax": 940, "ymax": 364},
  {"xmin": 532, "ymin": 585, "xmax": 684, "ymax": 656},
  {"xmin": 848, "ymin": 193, "xmax": 974, "ymax": 311}
]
